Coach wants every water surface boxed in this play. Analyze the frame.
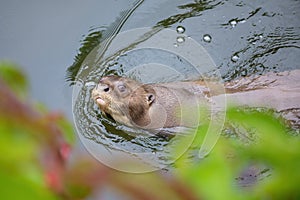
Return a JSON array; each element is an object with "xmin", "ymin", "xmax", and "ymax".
[{"xmin": 69, "ymin": 0, "xmax": 300, "ymax": 171}]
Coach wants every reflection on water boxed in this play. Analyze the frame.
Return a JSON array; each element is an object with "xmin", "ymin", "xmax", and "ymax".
[
  {"xmin": 66, "ymin": 0, "xmax": 145, "ymax": 85},
  {"xmin": 225, "ymin": 26, "xmax": 300, "ymax": 80},
  {"xmin": 156, "ymin": 0, "xmax": 222, "ymax": 27},
  {"xmin": 68, "ymin": 0, "xmax": 300, "ymax": 83},
  {"xmin": 67, "ymin": 0, "xmax": 300, "ymax": 170}
]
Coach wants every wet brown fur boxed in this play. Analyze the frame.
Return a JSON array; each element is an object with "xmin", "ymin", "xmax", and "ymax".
[
  {"xmin": 92, "ymin": 75, "xmax": 203, "ymax": 128},
  {"xmin": 92, "ymin": 70, "xmax": 300, "ymax": 129},
  {"xmin": 128, "ymin": 85, "xmax": 155, "ymax": 127}
]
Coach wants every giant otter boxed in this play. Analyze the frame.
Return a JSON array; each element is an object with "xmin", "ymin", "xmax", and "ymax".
[
  {"xmin": 91, "ymin": 75, "xmax": 208, "ymax": 129},
  {"xmin": 92, "ymin": 70, "xmax": 300, "ymax": 129}
]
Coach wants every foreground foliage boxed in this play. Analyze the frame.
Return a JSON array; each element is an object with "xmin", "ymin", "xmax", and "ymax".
[{"xmin": 0, "ymin": 62, "xmax": 299, "ymax": 199}]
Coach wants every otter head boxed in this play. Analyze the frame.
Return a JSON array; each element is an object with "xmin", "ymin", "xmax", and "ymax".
[{"xmin": 92, "ymin": 75, "xmax": 156, "ymax": 128}]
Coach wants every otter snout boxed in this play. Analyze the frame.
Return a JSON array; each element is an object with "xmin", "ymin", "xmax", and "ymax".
[
  {"xmin": 94, "ymin": 83, "xmax": 110, "ymax": 93},
  {"xmin": 96, "ymin": 75, "xmax": 122, "ymax": 93},
  {"xmin": 92, "ymin": 81, "xmax": 111, "ymax": 107},
  {"xmin": 91, "ymin": 88, "xmax": 105, "ymax": 106}
]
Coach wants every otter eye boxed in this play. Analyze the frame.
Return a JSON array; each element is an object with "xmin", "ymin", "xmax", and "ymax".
[
  {"xmin": 118, "ymin": 85, "xmax": 126, "ymax": 92},
  {"xmin": 104, "ymin": 87, "xmax": 110, "ymax": 92}
]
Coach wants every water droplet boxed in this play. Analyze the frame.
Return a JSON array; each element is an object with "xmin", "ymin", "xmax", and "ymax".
[
  {"xmin": 176, "ymin": 36, "xmax": 185, "ymax": 43},
  {"xmin": 176, "ymin": 26, "xmax": 185, "ymax": 34},
  {"xmin": 231, "ymin": 55, "xmax": 239, "ymax": 62},
  {"xmin": 173, "ymin": 43, "xmax": 179, "ymax": 47},
  {"xmin": 229, "ymin": 19, "xmax": 237, "ymax": 27},
  {"xmin": 203, "ymin": 34, "xmax": 212, "ymax": 43}
]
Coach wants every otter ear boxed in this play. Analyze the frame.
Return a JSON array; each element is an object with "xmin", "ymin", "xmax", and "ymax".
[{"xmin": 146, "ymin": 93, "xmax": 155, "ymax": 105}]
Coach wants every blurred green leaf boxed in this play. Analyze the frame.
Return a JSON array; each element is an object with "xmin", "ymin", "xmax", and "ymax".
[
  {"xmin": 175, "ymin": 107, "xmax": 300, "ymax": 200},
  {"xmin": 0, "ymin": 61, "xmax": 28, "ymax": 98},
  {"xmin": 0, "ymin": 118, "xmax": 58, "ymax": 200},
  {"xmin": 226, "ymin": 109, "xmax": 300, "ymax": 199},
  {"xmin": 0, "ymin": 120, "xmax": 36, "ymax": 165},
  {"xmin": 0, "ymin": 63, "xmax": 70, "ymax": 199},
  {"xmin": 55, "ymin": 115, "xmax": 76, "ymax": 145},
  {"xmin": 0, "ymin": 170, "xmax": 56, "ymax": 200}
]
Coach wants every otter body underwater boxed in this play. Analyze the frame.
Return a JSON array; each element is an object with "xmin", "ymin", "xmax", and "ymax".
[{"xmin": 92, "ymin": 70, "xmax": 300, "ymax": 129}]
